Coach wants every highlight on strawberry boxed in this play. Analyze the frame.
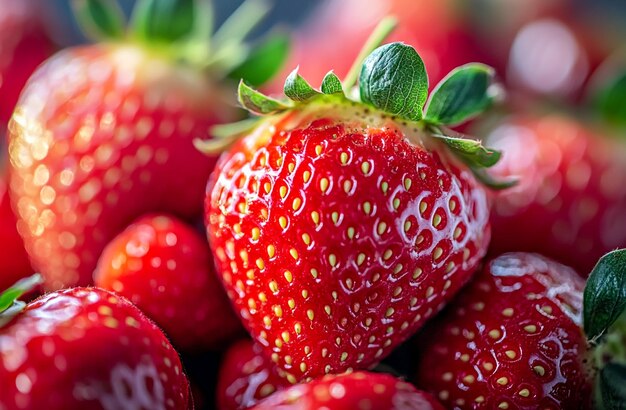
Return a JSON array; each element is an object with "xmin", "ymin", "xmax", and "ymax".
[
  {"xmin": 414, "ymin": 250, "xmax": 626, "ymax": 409},
  {"xmin": 7, "ymin": 0, "xmax": 289, "ymax": 291},
  {"xmin": 0, "ymin": 275, "xmax": 192, "ymax": 410},
  {"xmin": 200, "ymin": 17, "xmax": 507, "ymax": 384}
]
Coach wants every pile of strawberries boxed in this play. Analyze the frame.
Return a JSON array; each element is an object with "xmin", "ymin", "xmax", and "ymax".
[{"xmin": 1, "ymin": 0, "xmax": 626, "ymax": 409}]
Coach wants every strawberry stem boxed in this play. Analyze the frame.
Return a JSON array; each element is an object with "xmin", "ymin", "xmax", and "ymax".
[
  {"xmin": 342, "ymin": 16, "xmax": 398, "ymax": 94},
  {"xmin": 209, "ymin": 0, "xmax": 271, "ymax": 72}
]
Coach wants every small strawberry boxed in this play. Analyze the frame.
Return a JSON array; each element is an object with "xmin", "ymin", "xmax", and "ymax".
[
  {"xmin": 203, "ymin": 21, "xmax": 504, "ymax": 383},
  {"xmin": 487, "ymin": 114, "xmax": 626, "ymax": 274},
  {"xmin": 94, "ymin": 213, "xmax": 242, "ymax": 350},
  {"xmin": 0, "ymin": 174, "xmax": 33, "ymax": 291},
  {"xmin": 0, "ymin": 0, "xmax": 54, "ymax": 125},
  {"xmin": 8, "ymin": 0, "xmax": 288, "ymax": 290},
  {"xmin": 217, "ymin": 339, "xmax": 288, "ymax": 410},
  {"xmin": 250, "ymin": 371, "xmax": 445, "ymax": 410},
  {"xmin": 0, "ymin": 277, "xmax": 192, "ymax": 409},
  {"xmin": 415, "ymin": 251, "xmax": 626, "ymax": 409}
]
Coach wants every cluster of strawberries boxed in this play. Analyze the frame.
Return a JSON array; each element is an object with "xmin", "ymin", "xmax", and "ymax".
[{"xmin": 1, "ymin": 0, "xmax": 626, "ymax": 409}]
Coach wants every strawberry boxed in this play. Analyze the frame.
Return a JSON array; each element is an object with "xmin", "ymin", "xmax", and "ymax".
[
  {"xmin": 486, "ymin": 114, "xmax": 626, "ymax": 275},
  {"xmin": 250, "ymin": 371, "xmax": 445, "ymax": 410},
  {"xmin": 414, "ymin": 252, "xmax": 593, "ymax": 408},
  {"xmin": 7, "ymin": 0, "xmax": 288, "ymax": 290},
  {"xmin": 204, "ymin": 25, "xmax": 503, "ymax": 382},
  {"xmin": 94, "ymin": 213, "xmax": 242, "ymax": 350},
  {"xmin": 0, "ymin": 174, "xmax": 33, "ymax": 291},
  {"xmin": 0, "ymin": 278, "xmax": 191, "ymax": 409},
  {"xmin": 217, "ymin": 339, "xmax": 288, "ymax": 410},
  {"xmin": 0, "ymin": 0, "xmax": 54, "ymax": 125}
]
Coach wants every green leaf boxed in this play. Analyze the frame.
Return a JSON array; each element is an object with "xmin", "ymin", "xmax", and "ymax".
[
  {"xmin": 359, "ymin": 42, "xmax": 428, "ymax": 122},
  {"xmin": 131, "ymin": 0, "xmax": 195, "ymax": 43},
  {"xmin": 431, "ymin": 131, "xmax": 501, "ymax": 168},
  {"xmin": 0, "ymin": 274, "xmax": 43, "ymax": 328},
  {"xmin": 238, "ymin": 80, "xmax": 290, "ymax": 115},
  {"xmin": 425, "ymin": 63, "xmax": 496, "ymax": 126},
  {"xmin": 284, "ymin": 68, "xmax": 321, "ymax": 102},
  {"xmin": 592, "ymin": 71, "xmax": 626, "ymax": 128},
  {"xmin": 321, "ymin": 71, "xmax": 344, "ymax": 95},
  {"xmin": 72, "ymin": 0, "xmax": 126, "ymax": 41},
  {"xmin": 227, "ymin": 33, "xmax": 290, "ymax": 87},
  {"xmin": 584, "ymin": 249, "xmax": 626, "ymax": 341},
  {"xmin": 596, "ymin": 363, "xmax": 626, "ymax": 410}
]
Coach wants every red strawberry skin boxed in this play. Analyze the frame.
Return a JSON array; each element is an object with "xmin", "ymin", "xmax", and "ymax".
[
  {"xmin": 251, "ymin": 371, "xmax": 445, "ymax": 410},
  {"xmin": 487, "ymin": 115, "xmax": 626, "ymax": 275},
  {"xmin": 94, "ymin": 213, "xmax": 242, "ymax": 350},
  {"xmin": 415, "ymin": 253, "xmax": 592, "ymax": 409},
  {"xmin": 0, "ymin": 0, "xmax": 54, "ymax": 125},
  {"xmin": 206, "ymin": 103, "xmax": 491, "ymax": 382},
  {"xmin": 9, "ymin": 44, "xmax": 234, "ymax": 290},
  {"xmin": 0, "ymin": 175, "xmax": 33, "ymax": 290},
  {"xmin": 217, "ymin": 339, "xmax": 288, "ymax": 410},
  {"xmin": 0, "ymin": 287, "xmax": 191, "ymax": 410}
]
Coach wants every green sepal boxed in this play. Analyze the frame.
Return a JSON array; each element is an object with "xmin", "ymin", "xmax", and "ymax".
[
  {"xmin": 194, "ymin": 118, "xmax": 259, "ymax": 155},
  {"xmin": 321, "ymin": 71, "xmax": 344, "ymax": 95},
  {"xmin": 359, "ymin": 42, "xmax": 428, "ymax": 122},
  {"xmin": 431, "ymin": 130, "xmax": 501, "ymax": 168},
  {"xmin": 71, "ymin": 0, "xmax": 126, "ymax": 41},
  {"xmin": 595, "ymin": 363, "xmax": 626, "ymax": 410},
  {"xmin": 425, "ymin": 63, "xmax": 496, "ymax": 126},
  {"xmin": 284, "ymin": 68, "xmax": 321, "ymax": 102},
  {"xmin": 0, "ymin": 274, "xmax": 43, "ymax": 328},
  {"xmin": 227, "ymin": 32, "xmax": 290, "ymax": 87},
  {"xmin": 131, "ymin": 0, "xmax": 196, "ymax": 43},
  {"xmin": 584, "ymin": 249, "xmax": 626, "ymax": 341},
  {"xmin": 471, "ymin": 168, "xmax": 518, "ymax": 190},
  {"xmin": 238, "ymin": 80, "xmax": 291, "ymax": 115},
  {"xmin": 591, "ymin": 70, "xmax": 626, "ymax": 128}
]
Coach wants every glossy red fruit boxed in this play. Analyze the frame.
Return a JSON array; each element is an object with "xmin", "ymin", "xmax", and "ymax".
[
  {"xmin": 251, "ymin": 371, "xmax": 444, "ymax": 410},
  {"xmin": 206, "ymin": 102, "xmax": 491, "ymax": 382},
  {"xmin": 0, "ymin": 287, "xmax": 192, "ymax": 410},
  {"xmin": 94, "ymin": 214, "xmax": 242, "ymax": 351},
  {"xmin": 0, "ymin": 175, "xmax": 33, "ymax": 290},
  {"xmin": 217, "ymin": 339, "xmax": 288, "ymax": 410},
  {"xmin": 0, "ymin": 0, "xmax": 54, "ymax": 125},
  {"xmin": 415, "ymin": 252, "xmax": 593, "ymax": 409},
  {"xmin": 273, "ymin": 0, "xmax": 487, "ymax": 93},
  {"xmin": 9, "ymin": 44, "xmax": 234, "ymax": 290},
  {"xmin": 487, "ymin": 115, "xmax": 626, "ymax": 275}
]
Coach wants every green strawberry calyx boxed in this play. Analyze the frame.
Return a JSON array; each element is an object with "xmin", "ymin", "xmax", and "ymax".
[
  {"xmin": 196, "ymin": 16, "xmax": 513, "ymax": 189},
  {"xmin": 71, "ymin": 0, "xmax": 289, "ymax": 85},
  {"xmin": 0, "ymin": 274, "xmax": 42, "ymax": 328},
  {"xmin": 583, "ymin": 249, "xmax": 626, "ymax": 409}
]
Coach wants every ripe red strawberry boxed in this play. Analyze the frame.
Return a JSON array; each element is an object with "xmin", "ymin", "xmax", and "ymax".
[
  {"xmin": 205, "ymin": 34, "xmax": 501, "ymax": 382},
  {"xmin": 94, "ymin": 213, "xmax": 242, "ymax": 350},
  {"xmin": 0, "ymin": 175, "xmax": 33, "ymax": 291},
  {"xmin": 487, "ymin": 114, "xmax": 626, "ymax": 274},
  {"xmin": 0, "ymin": 0, "xmax": 54, "ymax": 125},
  {"xmin": 414, "ymin": 252, "xmax": 593, "ymax": 409},
  {"xmin": 251, "ymin": 371, "xmax": 445, "ymax": 410},
  {"xmin": 217, "ymin": 339, "xmax": 288, "ymax": 410},
  {"xmin": 0, "ymin": 283, "xmax": 191, "ymax": 410},
  {"xmin": 8, "ymin": 0, "xmax": 286, "ymax": 290}
]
